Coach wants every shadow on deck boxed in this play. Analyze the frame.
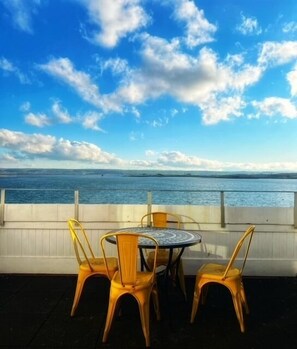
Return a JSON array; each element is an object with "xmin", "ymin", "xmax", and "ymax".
[{"xmin": 1, "ymin": 274, "xmax": 297, "ymax": 348}]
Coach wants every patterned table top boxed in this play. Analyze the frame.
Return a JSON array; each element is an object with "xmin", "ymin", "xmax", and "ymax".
[{"xmin": 107, "ymin": 227, "xmax": 202, "ymax": 249}]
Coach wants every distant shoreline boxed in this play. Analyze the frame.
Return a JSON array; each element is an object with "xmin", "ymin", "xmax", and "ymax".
[
  {"xmin": 128, "ymin": 173, "xmax": 297, "ymax": 179},
  {"xmin": 1, "ymin": 168, "xmax": 297, "ymax": 180}
]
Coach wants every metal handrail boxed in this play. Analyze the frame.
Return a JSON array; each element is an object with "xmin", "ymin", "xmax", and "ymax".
[{"xmin": 1, "ymin": 188, "xmax": 297, "ymax": 228}]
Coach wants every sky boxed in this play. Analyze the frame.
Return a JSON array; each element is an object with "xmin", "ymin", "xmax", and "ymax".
[{"xmin": 1, "ymin": 0, "xmax": 297, "ymax": 172}]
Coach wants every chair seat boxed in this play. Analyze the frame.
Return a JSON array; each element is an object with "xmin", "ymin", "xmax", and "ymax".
[
  {"xmin": 100, "ymin": 232, "xmax": 160, "ymax": 347},
  {"xmin": 147, "ymin": 250, "xmax": 178, "ymax": 265},
  {"xmin": 67, "ymin": 219, "xmax": 118, "ymax": 317},
  {"xmin": 112, "ymin": 271, "xmax": 155, "ymax": 289},
  {"xmin": 198, "ymin": 263, "xmax": 241, "ymax": 280},
  {"xmin": 191, "ymin": 225, "xmax": 255, "ymax": 333},
  {"xmin": 80, "ymin": 257, "xmax": 118, "ymax": 272}
]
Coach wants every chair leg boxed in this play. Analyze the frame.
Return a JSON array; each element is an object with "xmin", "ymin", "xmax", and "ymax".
[
  {"xmin": 151, "ymin": 285, "xmax": 160, "ymax": 321},
  {"xmin": 102, "ymin": 292, "xmax": 118, "ymax": 343},
  {"xmin": 231, "ymin": 291, "xmax": 245, "ymax": 332},
  {"xmin": 190, "ymin": 283, "xmax": 202, "ymax": 323},
  {"xmin": 71, "ymin": 271, "xmax": 88, "ymax": 316},
  {"xmin": 240, "ymin": 282, "xmax": 249, "ymax": 314},
  {"xmin": 137, "ymin": 295, "xmax": 151, "ymax": 348},
  {"xmin": 201, "ymin": 284, "xmax": 209, "ymax": 305},
  {"xmin": 175, "ymin": 261, "xmax": 187, "ymax": 300}
]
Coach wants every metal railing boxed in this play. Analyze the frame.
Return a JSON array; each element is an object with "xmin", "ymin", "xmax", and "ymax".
[{"xmin": 1, "ymin": 188, "xmax": 297, "ymax": 228}]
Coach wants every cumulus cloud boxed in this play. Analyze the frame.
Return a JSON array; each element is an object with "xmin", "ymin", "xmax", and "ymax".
[
  {"xmin": 173, "ymin": 0, "xmax": 217, "ymax": 47},
  {"xmin": 287, "ymin": 64, "xmax": 297, "ymax": 96},
  {"xmin": 237, "ymin": 13, "xmax": 262, "ymax": 35},
  {"xmin": 258, "ymin": 41, "xmax": 297, "ymax": 67},
  {"xmin": 143, "ymin": 150, "xmax": 297, "ymax": 172},
  {"xmin": 20, "ymin": 101, "xmax": 31, "ymax": 112},
  {"xmin": 2, "ymin": 128, "xmax": 297, "ymax": 171},
  {"xmin": 99, "ymin": 57, "xmax": 130, "ymax": 75},
  {"xmin": 109, "ymin": 35, "xmax": 263, "ymax": 124},
  {"xmin": 0, "ymin": 57, "xmax": 30, "ymax": 84},
  {"xmin": 200, "ymin": 95, "xmax": 246, "ymax": 125},
  {"xmin": 25, "ymin": 112, "xmax": 51, "ymax": 127},
  {"xmin": 282, "ymin": 21, "xmax": 297, "ymax": 33},
  {"xmin": 79, "ymin": 0, "xmax": 149, "ymax": 48},
  {"xmin": 39, "ymin": 57, "xmax": 103, "ymax": 107},
  {"xmin": 51, "ymin": 101, "xmax": 73, "ymax": 124},
  {"xmin": 0, "ymin": 128, "xmax": 55, "ymax": 154},
  {"xmin": 252, "ymin": 97, "xmax": 297, "ymax": 119},
  {"xmin": 0, "ymin": 0, "xmax": 41, "ymax": 33},
  {"xmin": 36, "ymin": 36, "xmax": 297, "ymax": 127},
  {"xmin": 81, "ymin": 111, "xmax": 104, "ymax": 131},
  {"xmin": 0, "ymin": 128, "xmax": 122, "ymax": 164}
]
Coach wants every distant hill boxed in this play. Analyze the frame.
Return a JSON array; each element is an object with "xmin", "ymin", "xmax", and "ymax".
[
  {"xmin": 128, "ymin": 172, "xmax": 297, "ymax": 179},
  {"xmin": 1, "ymin": 169, "xmax": 297, "ymax": 180}
]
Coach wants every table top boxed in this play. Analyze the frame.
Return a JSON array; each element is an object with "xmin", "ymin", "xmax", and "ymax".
[{"xmin": 106, "ymin": 226, "xmax": 202, "ymax": 249}]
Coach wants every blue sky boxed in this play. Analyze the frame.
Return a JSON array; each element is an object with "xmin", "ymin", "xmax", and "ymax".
[{"xmin": 1, "ymin": 0, "xmax": 297, "ymax": 171}]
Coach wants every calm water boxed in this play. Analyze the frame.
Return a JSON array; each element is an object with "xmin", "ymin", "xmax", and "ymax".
[{"xmin": 1, "ymin": 169, "xmax": 297, "ymax": 207}]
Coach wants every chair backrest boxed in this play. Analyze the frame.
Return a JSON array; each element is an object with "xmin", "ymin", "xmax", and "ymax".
[
  {"xmin": 100, "ymin": 232, "xmax": 159, "ymax": 286},
  {"xmin": 223, "ymin": 225, "xmax": 256, "ymax": 280},
  {"xmin": 141, "ymin": 212, "xmax": 181, "ymax": 229},
  {"xmin": 68, "ymin": 218, "xmax": 95, "ymax": 270}
]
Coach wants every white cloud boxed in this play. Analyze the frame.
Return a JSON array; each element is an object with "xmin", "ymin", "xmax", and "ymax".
[
  {"xmin": 129, "ymin": 131, "xmax": 143, "ymax": 141},
  {"xmin": 110, "ymin": 35, "xmax": 263, "ymax": 124},
  {"xmin": 143, "ymin": 150, "xmax": 297, "ymax": 172},
  {"xmin": 51, "ymin": 101, "xmax": 73, "ymax": 124},
  {"xmin": 82, "ymin": 111, "xmax": 104, "ymax": 131},
  {"xmin": 79, "ymin": 0, "xmax": 149, "ymax": 48},
  {"xmin": 130, "ymin": 106, "xmax": 140, "ymax": 118},
  {"xmin": 237, "ymin": 14, "xmax": 262, "ymax": 35},
  {"xmin": 283, "ymin": 21, "xmax": 297, "ymax": 33},
  {"xmin": 0, "ymin": 128, "xmax": 122, "ymax": 164},
  {"xmin": 39, "ymin": 57, "xmax": 102, "ymax": 107},
  {"xmin": 145, "ymin": 150, "xmax": 156, "ymax": 157},
  {"xmin": 0, "ymin": 57, "xmax": 30, "ymax": 83},
  {"xmin": 2, "ymin": 128, "xmax": 297, "ymax": 171},
  {"xmin": 36, "ymin": 40, "xmax": 295, "ymax": 127},
  {"xmin": 252, "ymin": 97, "xmax": 297, "ymax": 119},
  {"xmin": 200, "ymin": 95, "xmax": 246, "ymax": 125},
  {"xmin": 0, "ymin": 128, "xmax": 55, "ymax": 154},
  {"xmin": 287, "ymin": 65, "xmax": 297, "ymax": 96},
  {"xmin": 0, "ymin": 0, "xmax": 41, "ymax": 33},
  {"xmin": 99, "ymin": 57, "xmax": 130, "ymax": 75},
  {"xmin": 173, "ymin": 0, "xmax": 217, "ymax": 48},
  {"xmin": 258, "ymin": 41, "xmax": 297, "ymax": 67},
  {"xmin": 20, "ymin": 101, "xmax": 31, "ymax": 112},
  {"xmin": 25, "ymin": 112, "xmax": 51, "ymax": 127}
]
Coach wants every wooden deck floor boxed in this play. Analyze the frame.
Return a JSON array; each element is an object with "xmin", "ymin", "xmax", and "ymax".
[{"xmin": 1, "ymin": 274, "xmax": 297, "ymax": 348}]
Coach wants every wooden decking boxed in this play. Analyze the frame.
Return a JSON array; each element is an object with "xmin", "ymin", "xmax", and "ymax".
[{"xmin": 1, "ymin": 274, "xmax": 297, "ymax": 348}]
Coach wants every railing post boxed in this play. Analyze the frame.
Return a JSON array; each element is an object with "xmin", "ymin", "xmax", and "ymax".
[
  {"xmin": 0, "ymin": 189, "xmax": 5, "ymax": 226},
  {"xmin": 74, "ymin": 190, "xmax": 79, "ymax": 221},
  {"xmin": 294, "ymin": 192, "xmax": 297, "ymax": 229},
  {"xmin": 220, "ymin": 191, "xmax": 226, "ymax": 228},
  {"xmin": 146, "ymin": 191, "xmax": 152, "ymax": 225}
]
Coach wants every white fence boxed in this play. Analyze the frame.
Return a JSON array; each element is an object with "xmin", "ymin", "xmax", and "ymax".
[{"xmin": 1, "ymin": 203, "xmax": 297, "ymax": 276}]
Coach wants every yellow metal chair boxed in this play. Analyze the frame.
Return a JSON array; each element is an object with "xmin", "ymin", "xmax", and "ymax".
[
  {"xmin": 190, "ymin": 225, "xmax": 256, "ymax": 332},
  {"xmin": 141, "ymin": 212, "xmax": 187, "ymax": 299},
  {"xmin": 67, "ymin": 218, "xmax": 118, "ymax": 316},
  {"xmin": 100, "ymin": 232, "xmax": 160, "ymax": 348}
]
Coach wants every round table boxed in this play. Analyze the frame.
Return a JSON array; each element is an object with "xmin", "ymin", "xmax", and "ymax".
[
  {"xmin": 107, "ymin": 226, "xmax": 201, "ymax": 248},
  {"xmin": 106, "ymin": 227, "xmax": 202, "ymax": 297}
]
